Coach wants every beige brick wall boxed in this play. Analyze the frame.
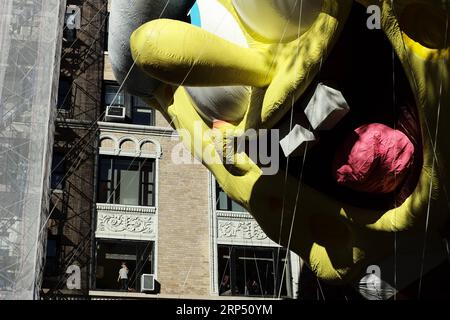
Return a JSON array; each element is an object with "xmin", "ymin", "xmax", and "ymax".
[
  {"xmin": 154, "ymin": 109, "xmax": 171, "ymax": 128},
  {"xmin": 156, "ymin": 136, "xmax": 211, "ymax": 295},
  {"xmin": 103, "ymin": 54, "xmax": 115, "ymax": 81}
]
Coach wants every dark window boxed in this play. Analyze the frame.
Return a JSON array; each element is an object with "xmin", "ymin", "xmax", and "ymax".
[
  {"xmin": 103, "ymin": 81, "xmax": 156, "ymax": 126},
  {"xmin": 57, "ymin": 78, "xmax": 72, "ymax": 110},
  {"xmin": 216, "ymin": 182, "xmax": 246, "ymax": 212},
  {"xmin": 104, "ymin": 12, "xmax": 110, "ymax": 52},
  {"xmin": 104, "ymin": 83, "xmax": 125, "ymax": 107},
  {"xmin": 95, "ymin": 240, "xmax": 154, "ymax": 292},
  {"xmin": 218, "ymin": 245, "xmax": 290, "ymax": 298},
  {"xmin": 51, "ymin": 152, "xmax": 65, "ymax": 190},
  {"xmin": 131, "ymin": 96, "xmax": 155, "ymax": 126},
  {"xmin": 44, "ymin": 236, "xmax": 59, "ymax": 277},
  {"xmin": 98, "ymin": 156, "xmax": 155, "ymax": 206}
]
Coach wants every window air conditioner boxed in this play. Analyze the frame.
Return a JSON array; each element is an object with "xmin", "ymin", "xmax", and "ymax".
[
  {"xmin": 105, "ymin": 105, "xmax": 126, "ymax": 122},
  {"xmin": 140, "ymin": 274, "xmax": 155, "ymax": 293}
]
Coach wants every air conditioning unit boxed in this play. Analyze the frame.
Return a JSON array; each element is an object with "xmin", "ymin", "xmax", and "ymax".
[
  {"xmin": 105, "ymin": 105, "xmax": 126, "ymax": 122},
  {"xmin": 140, "ymin": 274, "xmax": 155, "ymax": 293}
]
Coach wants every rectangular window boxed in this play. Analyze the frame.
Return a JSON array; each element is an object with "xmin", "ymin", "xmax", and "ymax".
[
  {"xmin": 103, "ymin": 81, "xmax": 156, "ymax": 126},
  {"xmin": 218, "ymin": 245, "xmax": 290, "ymax": 298},
  {"xmin": 51, "ymin": 152, "xmax": 65, "ymax": 190},
  {"xmin": 131, "ymin": 96, "xmax": 155, "ymax": 126},
  {"xmin": 98, "ymin": 156, "xmax": 155, "ymax": 206},
  {"xmin": 216, "ymin": 183, "xmax": 246, "ymax": 212},
  {"xmin": 57, "ymin": 77, "xmax": 72, "ymax": 110},
  {"xmin": 104, "ymin": 12, "xmax": 110, "ymax": 52},
  {"xmin": 44, "ymin": 236, "xmax": 59, "ymax": 277},
  {"xmin": 104, "ymin": 83, "xmax": 124, "ymax": 107},
  {"xmin": 95, "ymin": 240, "xmax": 154, "ymax": 292}
]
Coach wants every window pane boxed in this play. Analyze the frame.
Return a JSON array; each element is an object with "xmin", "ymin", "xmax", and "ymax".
[
  {"xmin": 218, "ymin": 246, "xmax": 232, "ymax": 295},
  {"xmin": 98, "ymin": 181, "xmax": 109, "ymax": 203},
  {"xmin": 104, "ymin": 84, "xmax": 124, "ymax": 106},
  {"xmin": 46, "ymin": 239, "xmax": 57, "ymax": 257},
  {"xmin": 147, "ymin": 162, "xmax": 154, "ymax": 183},
  {"xmin": 57, "ymin": 78, "xmax": 72, "ymax": 110},
  {"xmin": 98, "ymin": 158, "xmax": 113, "ymax": 203},
  {"xmin": 119, "ymin": 169, "xmax": 139, "ymax": 205},
  {"xmin": 132, "ymin": 108, "xmax": 153, "ymax": 126},
  {"xmin": 44, "ymin": 237, "xmax": 59, "ymax": 277},
  {"xmin": 132, "ymin": 96, "xmax": 154, "ymax": 126},
  {"xmin": 115, "ymin": 159, "xmax": 140, "ymax": 206},
  {"xmin": 217, "ymin": 190, "xmax": 229, "ymax": 211},
  {"xmin": 98, "ymin": 157, "xmax": 155, "ymax": 206},
  {"xmin": 216, "ymin": 183, "xmax": 246, "ymax": 212},
  {"xmin": 133, "ymin": 96, "xmax": 147, "ymax": 108},
  {"xmin": 217, "ymin": 245, "xmax": 290, "ymax": 298},
  {"xmin": 140, "ymin": 160, "xmax": 154, "ymax": 206},
  {"xmin": 231, "ymin": 200, "xmax": 246, "ymax": 212},
  {"xmin": 51, "ymin": 152, "xmax": 65, "ymax": 190},
  {"xmin": 99, "ymin": 158, "xmax": 111, "ymax": 181}
]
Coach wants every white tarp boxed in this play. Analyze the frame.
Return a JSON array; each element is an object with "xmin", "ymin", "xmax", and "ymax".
[{"xmin": 0, "ymin": 0, "xmax": 65, "ymax": 300}]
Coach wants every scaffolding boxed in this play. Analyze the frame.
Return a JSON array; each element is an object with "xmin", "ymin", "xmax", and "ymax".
[{"xmin": 0, "ymin": 0, "xmax": 66, "ymax": 299}]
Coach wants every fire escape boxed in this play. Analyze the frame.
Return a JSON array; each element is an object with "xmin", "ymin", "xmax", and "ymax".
[{"xmin": 41, "ymin": 0, "xmax": 108, "ymax": 300}]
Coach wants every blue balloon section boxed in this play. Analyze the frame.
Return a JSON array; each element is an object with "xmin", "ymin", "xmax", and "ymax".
[{"xmin": 190, "ymin": 2, "xmax": 201, "ymax": 27}]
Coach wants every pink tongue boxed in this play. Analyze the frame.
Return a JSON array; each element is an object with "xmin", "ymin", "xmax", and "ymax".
[{"xmin": 333, "ymin": 123, "xmax": 415, "ymax": 194}]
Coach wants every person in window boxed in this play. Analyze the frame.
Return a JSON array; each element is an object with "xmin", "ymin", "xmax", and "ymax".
[
  {"xmin": 219, "ymin": 274, "xmax": 232, "ymax": 296},
  {"xmin": 246, "ymin": 278, "xmax": 260, "ymax": 296},
  {"xmin": 117, "ymin": 262, "xmax": 129, "ymax": 291}
]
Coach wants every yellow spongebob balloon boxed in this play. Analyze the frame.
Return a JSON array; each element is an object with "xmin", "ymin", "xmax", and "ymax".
[{"xmin": 114, "ymin": 0, "xmax": 450, "ymax": 290}]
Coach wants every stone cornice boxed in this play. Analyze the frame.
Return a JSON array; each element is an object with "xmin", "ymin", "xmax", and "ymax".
[
  {"xmin": 98, "ymin": 121, "xmax": 177, "ymax": 137},
  {"xmin": 216, "ymin": 210, "xmax": 253, "ymax": 220}
]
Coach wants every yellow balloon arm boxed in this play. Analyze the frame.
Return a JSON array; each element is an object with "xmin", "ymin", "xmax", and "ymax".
[{"xmin": 130, "ymin": 19, "xmax": 273, "ymax": 88}]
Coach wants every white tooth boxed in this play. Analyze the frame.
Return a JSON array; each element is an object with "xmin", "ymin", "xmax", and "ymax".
[
  {"xmin": 304, "ymin": 83, "xmax": 350, "ymax": 131},
  {"xmin": 279, "ymin": 125, "xmax": 316, "ymax": 158}
]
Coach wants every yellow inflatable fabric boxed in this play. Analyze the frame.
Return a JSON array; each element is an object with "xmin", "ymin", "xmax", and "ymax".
[{"xmin": 129, "ymin": 0, "xmax": 450, "ymax": 284}]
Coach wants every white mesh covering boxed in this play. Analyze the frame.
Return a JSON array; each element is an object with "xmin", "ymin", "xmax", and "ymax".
[{"xmin": 0, "ymin": 0, "xmax": 65, "ymax": 300}]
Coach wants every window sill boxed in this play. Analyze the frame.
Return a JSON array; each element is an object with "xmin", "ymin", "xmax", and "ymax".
[
  {"xmin": 96, "ymin": 203, "xmax": 157, "ymax": 214},
  {"xmin": 88, "ymin": 290, "xmax": 279, "ymax": 300}
]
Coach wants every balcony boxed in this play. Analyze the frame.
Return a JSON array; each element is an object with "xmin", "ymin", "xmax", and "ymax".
[{"xmin": 95, "ymin": 203, "xmax": 157, "ymax": 241}]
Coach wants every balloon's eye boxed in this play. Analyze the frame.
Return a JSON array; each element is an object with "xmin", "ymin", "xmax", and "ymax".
[
  {"xmin": 232, "ymin": 0, "xmax": 323, "ymax": 42},
  {"xmin": 397, "ymin": 2, "xmax": 450, "ymax": 49}
]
